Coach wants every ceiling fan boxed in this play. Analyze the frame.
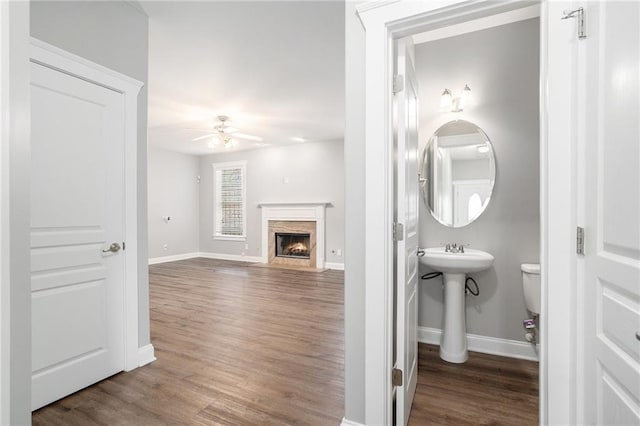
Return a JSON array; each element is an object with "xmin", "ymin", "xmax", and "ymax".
[{"xmin": 192, "ymin": 115, "xmax": 262, "ymax": 147}]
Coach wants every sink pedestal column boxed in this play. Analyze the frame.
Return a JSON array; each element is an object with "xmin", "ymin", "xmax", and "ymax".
[{"xmin": 440, "ymin": 272, "xmax": 468, "ymax": 363}]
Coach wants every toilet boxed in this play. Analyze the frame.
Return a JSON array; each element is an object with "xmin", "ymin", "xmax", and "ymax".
[{"xmin": 521, "ymin": 263, "xmax": 541, "ymax": 315}]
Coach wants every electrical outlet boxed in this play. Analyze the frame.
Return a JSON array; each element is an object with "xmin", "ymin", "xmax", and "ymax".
[
  {"xmin": 245, "ymin": 243, "xmax": 249, "ymax": 250},
  {"xmin": 163, "ymin": 244, "xmax": 168, "ymax": 251},
  {"xmin": 336, "ymin": 249, "xmax": 342, "ymax": 256},
  {"xmin": 241, "ymin": 252, "xmax": 245, "ymax": 256}
]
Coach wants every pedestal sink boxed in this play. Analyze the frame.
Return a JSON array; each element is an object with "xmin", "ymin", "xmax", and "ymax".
[{"xmin": 420, "ymin": 247, "xmax": 494, "ymax": 363}]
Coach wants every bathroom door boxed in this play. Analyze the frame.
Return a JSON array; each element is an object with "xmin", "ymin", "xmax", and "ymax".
[
  {"xmin": 30, "ymin": 58, "xmax": 126, "ymax": 409},
  {"xmin": 580, "ymin": 1, "xmax": 640, "ymax": 423},
  {"xmin": 394, "ymin": 36, "xmax": 419, "ymax": 426}
]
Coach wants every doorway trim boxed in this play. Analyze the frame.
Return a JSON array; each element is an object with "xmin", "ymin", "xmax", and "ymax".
[
  {"xmin": 357, "ymin": 0, "xmax": 576, "ymax": 424},
  {"xmin": 30, "ymin": 38, "xmax": 144, "ymax": 372}
]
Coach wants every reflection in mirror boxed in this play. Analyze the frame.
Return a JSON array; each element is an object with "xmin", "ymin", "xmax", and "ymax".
[{"xmin": 420, "ymin": 120, "xmax": 495, "ymax": 228}]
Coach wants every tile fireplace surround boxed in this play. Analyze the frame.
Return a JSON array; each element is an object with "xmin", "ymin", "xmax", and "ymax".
[{"xmin": 259, "ymin": 202, "xmax": 328, "ymax": 270}]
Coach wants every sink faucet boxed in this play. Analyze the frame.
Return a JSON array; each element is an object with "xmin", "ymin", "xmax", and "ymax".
[{"xmin": 445, "ymin": 243, "xmax": 465, "ymax": 253}]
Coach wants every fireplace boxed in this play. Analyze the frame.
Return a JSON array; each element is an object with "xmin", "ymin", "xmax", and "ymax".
[
  {"xmin": 275, "ymin": 233, "xmax": 311, "ymax": 259},
  {"xmin": 266, "ymin": 220, "xmax": 317, "ymax": 268},
  {"xmin": 260, "ymin": 203, "xmax": 327, "ymax": 270}
]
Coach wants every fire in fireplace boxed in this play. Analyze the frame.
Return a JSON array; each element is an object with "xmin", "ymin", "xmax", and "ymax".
[{"xmin": 275, "ymin": 233, "xmax": 311, "ymax": 259}]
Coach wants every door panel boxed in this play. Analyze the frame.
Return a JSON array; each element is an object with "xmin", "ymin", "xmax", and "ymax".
[
  {"xmin": 395, "ymin": 37, "xmax": 419, "ymax": 426},
  {"xmin": 582, "ymin": 1, "xmax": 640, "ymax": 424},
  {"xmin": 30, "ymin": 61, "xmax": 125, "ymax": 410}
]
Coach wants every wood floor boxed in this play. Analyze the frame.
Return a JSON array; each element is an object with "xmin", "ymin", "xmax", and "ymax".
[
  {"xmin": 33, "ymin": 258, "xmax": 345, "ymax": 425},
  {"xmin": 32, "ymin": 258, "xmax": 538, "ymax": 425},
  {"xmin": 408, "ymin": 344, "xmax": 539, "ymax": 426}
]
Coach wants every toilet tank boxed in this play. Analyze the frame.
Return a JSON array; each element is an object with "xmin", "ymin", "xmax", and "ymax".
[{"xmin": 521, "ymin": 263, "xmax": 541, "ymax": 315}]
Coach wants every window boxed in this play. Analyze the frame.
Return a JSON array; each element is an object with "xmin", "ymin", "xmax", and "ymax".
[{"xmin": 213, "ymin": 161, "xmax": 246, "ymax": 240}]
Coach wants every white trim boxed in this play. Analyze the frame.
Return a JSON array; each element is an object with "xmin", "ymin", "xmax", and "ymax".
[
  {"xmin": 257, "ymin": 202, "xmax": 332, "ymax": 208},
  {"xmin": 198, "ymin": 252, "xmax": 262, "ymax": 263},
  {"xmin": 212, "ymin": 235, "xmax": 246, "ymax": 241},
  {"xmin": 325, "ymin": 262, "xmax": 345, "ymax": 271},
  {"xmin": 356, "ymin": 0, "xmax": 400, "ymax": 15},
  {"xmin": 540, "ymin": 2, "xmax": 577, "ymax": 424},
  {"xmin": 357, "ymin": 2, "xmax": 549, "ymax": 424},
  {"xmin": 259, "ymin": 203, "xmax": 327, "ymax": 269},
  {"xmin": 137, "ymin": 344, "xmax": 156, "ymax": 367},
  {"xmin": 1, "ymin": 3, "xmax": 31, "ymax": 423},
  {"xmin": 340, "ymin": 418, "xmax": 366, "ymax": 426},
  {"xmin": 30, "ymin": 38, "xmax": 143, "ymax": 373},
  {"xmin": 417, "ymin": 327, "xmax": 539, "ymax": 362},
  {"xmin": 413, "ymin": 4, "xmax": 541, "ymax": 45},
  {"xmin": 148, "ymin": 252, "xmax": 200, "ymax": 265}
]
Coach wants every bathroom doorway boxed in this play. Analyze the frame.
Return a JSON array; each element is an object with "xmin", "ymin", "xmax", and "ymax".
[
  {"xmin": 357, "ymin": 1, "xmax": 555, "ymax": 425},
  {"xmin": 405, "ymin": 6, "xmax": 541, "ymax": 424}
]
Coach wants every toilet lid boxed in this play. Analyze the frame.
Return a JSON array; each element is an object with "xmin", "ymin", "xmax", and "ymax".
[{"xmin": 521, "ymin": 263, "xmax": 540, "ymax": 274}]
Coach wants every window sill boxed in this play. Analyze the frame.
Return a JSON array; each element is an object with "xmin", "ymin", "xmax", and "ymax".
[{"xmin": 213, "ymin": 235, "xmax": 246, "ymax": 242}]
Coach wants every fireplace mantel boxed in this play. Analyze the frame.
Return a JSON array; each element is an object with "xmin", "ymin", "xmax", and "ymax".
[
  {"xmin": 257, "ymin": 202, "xmax": 332, "ymax": 208},
  {"xmin": 259, "ymin": 203, "xmax": 328, "ymax": 268}
]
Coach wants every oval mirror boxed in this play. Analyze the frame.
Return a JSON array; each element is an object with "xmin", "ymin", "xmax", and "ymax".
[{"xmin": 420, "ymin": 120, "xmax": 496, "ymax": 228}]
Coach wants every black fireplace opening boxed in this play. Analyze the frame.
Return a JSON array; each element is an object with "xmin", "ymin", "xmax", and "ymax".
[{"xmin": 275, "ymin": 232, "xmax": 311, "ymax": 259}]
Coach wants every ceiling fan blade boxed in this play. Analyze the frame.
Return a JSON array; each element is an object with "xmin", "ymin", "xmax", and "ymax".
[
  {"xmin": 232, "ymin": 132, "xmax": 263, "ymax": 142},
  {"xmin": 192, "ymin": 133, "xmax": 216, "ymax": 142}
]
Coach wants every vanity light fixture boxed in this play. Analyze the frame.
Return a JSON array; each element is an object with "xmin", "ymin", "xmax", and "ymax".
[{"xmin": 440, "ymin": 84, "xmax": 472, "ymax": 112}]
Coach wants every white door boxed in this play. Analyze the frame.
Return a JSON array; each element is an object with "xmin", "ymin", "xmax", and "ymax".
[
  {"xmin": 30, "ymin": 60, "xmax": 126, "ymax": 410},
  {"xmin": 395, "ymin": 37, "xmax": 419, "ymax": 426},
  {"xmin": 580, "ymin": 1, "xmax": 640, "ymax": 424}
]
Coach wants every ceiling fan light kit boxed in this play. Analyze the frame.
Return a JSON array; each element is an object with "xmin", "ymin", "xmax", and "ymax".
[{"xmin": 191, "ymin": 114, "xmax": 262, "ymax": 149}]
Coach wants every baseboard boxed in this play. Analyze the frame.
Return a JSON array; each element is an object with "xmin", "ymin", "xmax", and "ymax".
[
  {"xmin": 197, "ymin": 252, "xmax": 263, "ymax": 263},
  {"xmin": 138, "ymin": 344, "xmax": 156, "ymax": 367},
  {"xmin": 417, "ymin": 326, "xmax": 539, "ymax": 361},
  {"xmin": 340, "ymin": 418, "xmax": 365, "ymax": 426},
  {"xmin": 325, "ymin": 262, "xmax": 345, "ymax": 270},
  {"xmin": 148, "ymin": 252, "xmax": 199, "ymax": 265}
]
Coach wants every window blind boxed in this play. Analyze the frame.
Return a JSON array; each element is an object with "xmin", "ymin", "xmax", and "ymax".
[{"xmin": 214, "ymin": 164, "xmax": 245, "ymax": 237}]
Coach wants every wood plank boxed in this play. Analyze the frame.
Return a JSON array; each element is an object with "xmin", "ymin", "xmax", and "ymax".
[
  {"xmin": 408, "ymin": 343, "xmax": 539, "ymax": 426},
  {"xmin": 32, "ymin": 258, "xmax": 538, "ymax": 425},
  {"xmin": 33, "ymin": 258, "xmax": 345, "ymax": 425}
]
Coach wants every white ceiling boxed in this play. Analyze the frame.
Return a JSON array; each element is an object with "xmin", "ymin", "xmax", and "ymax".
[{"xmin": 142, "ymin": 1, "xmax": 345, "ymax": 155}]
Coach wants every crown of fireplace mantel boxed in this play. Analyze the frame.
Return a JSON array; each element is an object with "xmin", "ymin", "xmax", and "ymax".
[
  {"xmin": 259, "ymin": 202, "xmax": 329, "ymax": 269},
  {"xmin": 257, "ymin": 202, "xmax": 332, "ymax": 208}
]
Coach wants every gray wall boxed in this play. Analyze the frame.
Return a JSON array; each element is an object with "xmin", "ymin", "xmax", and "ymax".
[
  {"xmin": 148, "ymin": 148, "xmax": 200, "ymax": 259},
  {"xmin": 344, "ymin": 1, "xmax": 366, "ymax": 422},
  {"xmin": 198, "ymin": 140, "xmax": 345, "ymax": 264},
  {"xmin": 415, "ymin": 19, "xmax": 540, "ymax": 342},
  {"xmin": 30, "ymin": 1, "xmax": 151, "ymax": 347}
]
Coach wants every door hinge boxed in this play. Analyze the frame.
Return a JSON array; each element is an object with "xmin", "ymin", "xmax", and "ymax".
[
  {"xmin": 576, "ymin": 227, "xmax": 584, "ymax": 255},
  {"xmin": 562, "ymin": 7, "xmax": 586, "ymax": 39},
  {"xmin": 393, "ymin": 222, "xmax": 404, "ymax": 242},
  {"xmin": 122, "ymin": 242, "xmax": 126, "ymax": 251},
  {"xmin": 392, "ymin": 368, "xmax": 403, "ymax": 387},
  {"xmin": 393, "ymin": 74, "xmax": 404, "ymax": 94}
]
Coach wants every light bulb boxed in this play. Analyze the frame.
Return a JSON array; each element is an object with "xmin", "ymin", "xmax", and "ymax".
[
  {"xmin": 460, "ymin": 84, "xmax": 472, "ymax": 108},
  {"xmin": 440, "ymin": 88, "xmax": 452, "ymax": 111}
]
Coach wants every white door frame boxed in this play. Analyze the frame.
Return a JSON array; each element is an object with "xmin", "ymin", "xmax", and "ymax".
[
  {"xmin": 0, "ymin": 2, "xmax": 31, "ymax": 424},
  {"xmin": 30, "ymin": 38, "xmax": 143, "ymax": 372},
  {"xmin": 357, "ymin": 1, "xmax": 576, "ymax": 424}
]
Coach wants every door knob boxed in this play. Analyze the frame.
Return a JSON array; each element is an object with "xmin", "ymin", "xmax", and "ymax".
[{"xmin": 102, "ymin": 242, "xmax": 121, "ymax": 253}]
